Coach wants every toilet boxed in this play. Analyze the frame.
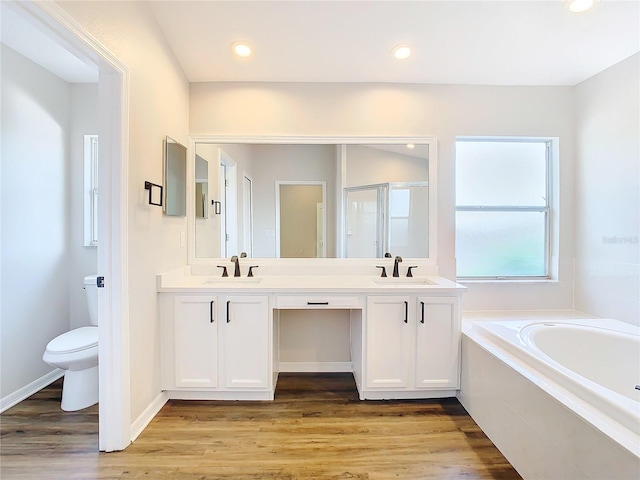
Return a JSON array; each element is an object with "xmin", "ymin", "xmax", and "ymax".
[{"xmin": 43, "ymin": 274, "xmax": 99, "ymax": 411}]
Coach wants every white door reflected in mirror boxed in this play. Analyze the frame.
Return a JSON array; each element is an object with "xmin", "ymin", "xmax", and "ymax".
[{"xmin": 276, "ymin": 182, "xmax": 326, "ymax": 258}]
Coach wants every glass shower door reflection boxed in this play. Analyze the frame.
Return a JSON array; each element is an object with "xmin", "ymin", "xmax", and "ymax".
[
  {"xmin": 345, "ymin": 187, "xmax": 382, "ymax": 258},
  {"xmin": 388, "ymin": 183, "xmax": 429, "ymax": 258}
]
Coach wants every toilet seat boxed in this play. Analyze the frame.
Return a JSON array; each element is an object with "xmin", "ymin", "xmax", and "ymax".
[{"xmin": 45, "ymin": 326, "xmax": 98, "ymax": 355}]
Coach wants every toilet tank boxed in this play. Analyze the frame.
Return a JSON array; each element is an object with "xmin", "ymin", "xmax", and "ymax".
[{"xmin": 84, "ymin": 274, "xmax": 99, "ymax": 326}]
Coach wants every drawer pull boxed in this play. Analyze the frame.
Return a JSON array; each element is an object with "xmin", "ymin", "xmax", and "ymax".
[
  {"xmin": 210, "ymin": 301, "xmax": 215, "ymax": 323},
  {"xmin": 307, "ymin": 301, "xmax": 329, "ymax": 306},
  {"xmin": 404, "ymin": 301, "xmax": 408, "ymax": 323},
  {"xmin": 420, "ymin": 301, "xmax": 425, "ymax": 324},
  {"xmin": 226, "ymin": 300, "xmax": 231, "ymax": 323}
]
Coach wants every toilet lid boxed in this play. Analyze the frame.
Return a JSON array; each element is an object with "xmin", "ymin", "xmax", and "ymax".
[{"xmin": 46, "ymin": 326, "xmax": 98, "ymax": 354}]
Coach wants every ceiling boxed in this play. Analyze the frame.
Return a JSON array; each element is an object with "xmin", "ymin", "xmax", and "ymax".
[
  {"xmin": 1, "ymin": 1, "xmax": 638, "ymax": 86},
  {"xmin": 149, "ymin": 0, "xmax": 640, "ymax": 86}
]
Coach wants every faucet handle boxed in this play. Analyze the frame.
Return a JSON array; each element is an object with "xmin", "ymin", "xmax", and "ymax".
[
  {"xmin": 240, "ymin": 252, "xmax": 247, "ymax": 258},
  {"xmin": 406, "ymin": 266, "xmax": 418, "ymax": 277},
  {"xmin": 384, "ymin": 252, "xmax": 392, "ymax": 258},
  {"xmin": 217, "ymin": 266, "xmax": 229, "ymax": 277},
  {"xmin": 248, "ymin": 266, "xmax": 259, "ymax": 277},
  {"xmin": 376, "ymin": 266, "xmax": 388, "ymax": 278}
]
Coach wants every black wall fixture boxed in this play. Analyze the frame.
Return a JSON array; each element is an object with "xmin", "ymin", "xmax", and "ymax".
[{"xmin": 144, "ymin": 181, "xmax": 163, "ymax": 207}]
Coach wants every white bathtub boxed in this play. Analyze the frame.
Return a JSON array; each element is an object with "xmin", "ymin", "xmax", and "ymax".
[{"xmin": 459, "ymin": 315, "xmax": 640, "ymax": 479}]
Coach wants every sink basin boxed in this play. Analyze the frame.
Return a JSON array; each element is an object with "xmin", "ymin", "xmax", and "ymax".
[
  {"xmin": 205, "ymin": 277, "xmax": 263, "ymax": 286},
  {"xmin": 373, "ymin": 278, "xmax": 437, "ymax": 286}
]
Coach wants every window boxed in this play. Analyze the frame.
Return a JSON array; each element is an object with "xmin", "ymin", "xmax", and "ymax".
[
  {"xmin": 455, "ymin": 139, "xmax": 550, "ymax": 279},
  {"xmin": 83, "ymin": 135, "xmax": 98, "ymax": 246}
]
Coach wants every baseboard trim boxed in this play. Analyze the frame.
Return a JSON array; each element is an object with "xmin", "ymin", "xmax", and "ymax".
[
  {"xmin": 0, "ymin": 369, "xmax": 65, "ymax": 413},
  {"xmin": 279, "ymin": 361, "xmax": 352, "ymax": 373},
  {"xmin": 130, "ymin": 391, "xmax": 168, "ymax": 443}
]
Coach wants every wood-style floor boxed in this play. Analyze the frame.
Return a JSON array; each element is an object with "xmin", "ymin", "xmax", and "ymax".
[{"xmin": 1, "ymin": 373, "xmax": 521, "ymax": 479}]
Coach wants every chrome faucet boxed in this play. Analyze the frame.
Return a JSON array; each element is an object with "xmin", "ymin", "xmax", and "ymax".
[
  {"xmin": 230, "ymin": 255, "xmax": 241, "ymax": 277},
  {"xmin": 392, "ymin": 256, "xmax": 403, "ymax": 277}
]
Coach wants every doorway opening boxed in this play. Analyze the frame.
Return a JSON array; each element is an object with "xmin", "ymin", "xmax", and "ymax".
[{"xmin": 3, "ymin": 1, "xmax": 130, "ymax": 452}]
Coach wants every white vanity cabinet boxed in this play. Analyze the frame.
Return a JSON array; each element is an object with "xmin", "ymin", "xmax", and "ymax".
[
  {"xmin": 171, "ymin": 295, "xmax": 219, "ymax": 389},
  {"xmin": 365, "ymin": 295, "xmax": 414, "ymax": 389},
  {"xmin": 160, "ymin": 293, "xmax": 273, "ymax": 400},
  {"xmin": 158, "ymin": 269, "xmax": 465, "ymax": 402},
  {"xmin": 414, "ymin": 296, "xmax": 460, "ymax": 390},
  {"xmin": 364, "ymin": 295, "xmax": 460, "ymax": 398},
  {"xmin": 222, "ymin": 295, "xmax": 270, "ymax": 389}
]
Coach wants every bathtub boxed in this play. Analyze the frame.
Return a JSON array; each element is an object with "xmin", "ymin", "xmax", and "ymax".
[{"xmin": 459, "ymin": 314, "xmax": 640, "ymax": 480}]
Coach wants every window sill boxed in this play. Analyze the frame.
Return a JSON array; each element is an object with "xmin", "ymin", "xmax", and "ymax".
[{"xmin": 457, "ymin": 278, "xmax": 559, "ymax": 285}]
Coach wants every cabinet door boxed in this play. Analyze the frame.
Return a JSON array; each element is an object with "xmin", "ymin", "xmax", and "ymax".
[
  {"xmin": 174, "ymin": 296, "xmax": 218, "ymax": 388},
  {"xmin": 222, "ymin": 295, "xmax": 270, "ymax": 389},
  {"xmin": 415, "ymin": 297, "xmax": 460, "ymax": 389},
  {"xmin": 365, "ymin": 296, "xmax": 413, "ymax": 389}
]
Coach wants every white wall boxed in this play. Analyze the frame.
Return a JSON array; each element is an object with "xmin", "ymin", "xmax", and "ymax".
[
  {"xmin": 1, "ymin": 45, "xmax": 71, "ymax": 399},
  {"xmin": 69, "ymin": 83, "xmax": 99, "ymax": 329},
  {"xmin": 574, "ymin": 53, "xmax": 640, "ymax": 325},
  {"xmin": 190, "ymin": 82, "xmax": 576, "ymax": 310},
  {"xmin": 58, "ymin": 1, "xmax": 190, "ymax": 422}
]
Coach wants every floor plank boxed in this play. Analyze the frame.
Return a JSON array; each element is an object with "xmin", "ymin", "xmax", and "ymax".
[{"xmin": 1, "ymin": 374, "xmax": 521, "ymax": 479}]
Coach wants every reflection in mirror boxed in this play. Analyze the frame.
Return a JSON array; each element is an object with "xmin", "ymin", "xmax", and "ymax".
[
  {"xmin": 164, "ymin": 136, "xmax": 187, "ymax": 216},
  {"xmin": 344, "ymin": 182, "xmax": 428, "ymax": 258},
  {"xmin": 194, "ymin": 144, "xmax": 243, "ymax": 258},
  {"xmin": 189, "ymin": 140, "xmax": 432, "ymax": 260},
  {"xmin": 195, "ymin": 155, "xmax": 208, "ymax": 219},
  {"xmin": 242, "ymin": 174, "xmax": 254, "ymax": 257},
  {"xmin": 342, "ymin": 144, "xmax": 429, "ymax": 258},
  {"xmin": 277, "ymin": 182, "xmax": 326, "ymax": 258}
]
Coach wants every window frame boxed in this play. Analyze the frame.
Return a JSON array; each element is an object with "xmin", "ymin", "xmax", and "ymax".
[
  {"xmin": 455, "ymin": 137, "xmax": 552, "ymax": 281},
  {"xmin": 83, "ymin": 134, "xmax": 99, "ymax": 247}
]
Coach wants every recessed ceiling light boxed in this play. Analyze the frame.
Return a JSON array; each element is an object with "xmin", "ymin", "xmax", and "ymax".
[
  {"xmin": 232, "ymin": 42, "xmax": 252, "ymax": 58},
  {"xmin": 406, "ymin": 143, "xmax": 416, "ymax": 149},
  {"xmin": 392, "ymin": 45, "xmax": 411, "ymax": 60},
  {"xmin": 568, "ymin": 0, "xmax": 594, "ymax": 12}
]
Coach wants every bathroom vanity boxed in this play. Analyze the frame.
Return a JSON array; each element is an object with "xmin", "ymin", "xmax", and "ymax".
[
  {"xmin": 158, "ymin": 136, "xmax": 465, "ymax": 402},
  {"xmin": 157, "ymin": 262, "xmax": 466, "ymax": 401}
]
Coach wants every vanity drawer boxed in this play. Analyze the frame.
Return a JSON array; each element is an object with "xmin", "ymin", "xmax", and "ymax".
[{"xmin": 274, "ymin": 295, "xmax": 362, "ymax": 309}]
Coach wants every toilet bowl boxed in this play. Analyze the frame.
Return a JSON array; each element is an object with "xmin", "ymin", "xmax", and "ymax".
[{"xmin": 43, "ymin": 274, "xmax": 99, "ymax": 411}]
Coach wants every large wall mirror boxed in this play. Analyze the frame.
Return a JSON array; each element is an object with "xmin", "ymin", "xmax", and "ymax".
[
  {"xmin": 164, "ymin": 136, "xmax": 187, "ymax": 216},
  {"xmin": 187, "ymin": 137, "xmax": 437, "ymax": 262}
]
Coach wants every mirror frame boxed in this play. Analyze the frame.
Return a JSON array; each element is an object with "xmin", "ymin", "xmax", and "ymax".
[{"xmin": 187, "ymin": 136, "xmax": 438, "ymax": 267}]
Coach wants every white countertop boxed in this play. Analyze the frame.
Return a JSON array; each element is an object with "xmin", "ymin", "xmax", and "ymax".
[{"xmin": 157, "ymin": 268, "xmax": 466, "ymax": 294}]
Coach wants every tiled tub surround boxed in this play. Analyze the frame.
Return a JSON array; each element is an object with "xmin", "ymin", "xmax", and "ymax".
[{"xmin": 459, "ymin": 312, "xmax": 640, "ymax": 480}]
